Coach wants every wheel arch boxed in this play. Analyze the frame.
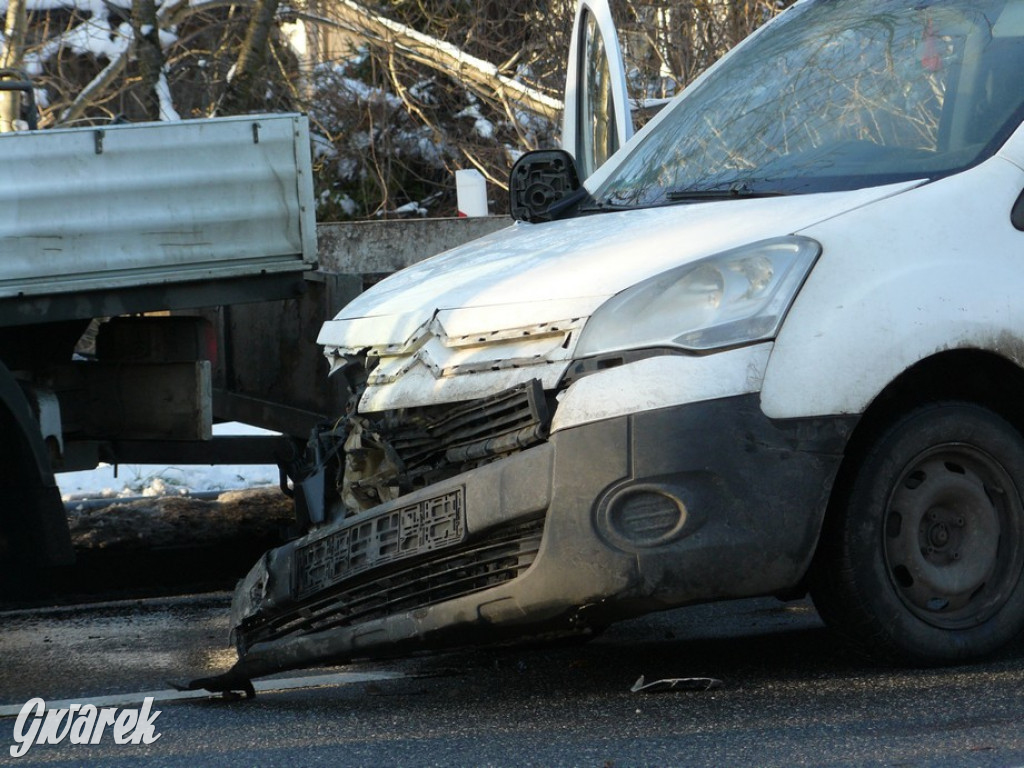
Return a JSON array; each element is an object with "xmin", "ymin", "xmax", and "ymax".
[{"xmin": 833, "ymin": 349, "xmax": 1024, "ymax": 497}]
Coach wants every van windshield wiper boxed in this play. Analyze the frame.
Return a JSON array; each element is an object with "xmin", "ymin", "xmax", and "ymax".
[
  {"xmin": 666, "ymin": 182, "xmax": 788, "ymax": 201},
  {"xmin": 576, "ymin": 198, "xmax": 637, "ymax": 213},
  {"xmin": 579, "ymin": 182, "xmax": 789, "ymax": 212}
]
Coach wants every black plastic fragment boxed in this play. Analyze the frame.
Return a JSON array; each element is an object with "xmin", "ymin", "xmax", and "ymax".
[{"xmin": 170, "ymin": 674, "xmax": 256, "ymax": 699}]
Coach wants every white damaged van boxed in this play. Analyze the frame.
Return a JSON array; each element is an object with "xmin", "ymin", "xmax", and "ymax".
[{"xmin": 205, "ymin": 0, "xmax": 1024, "ymax": 688}]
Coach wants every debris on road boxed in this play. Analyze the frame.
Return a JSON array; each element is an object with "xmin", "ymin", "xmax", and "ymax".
[{"xmin": 631, "ymin": 675, "xmax": 723, "ymax": 693}]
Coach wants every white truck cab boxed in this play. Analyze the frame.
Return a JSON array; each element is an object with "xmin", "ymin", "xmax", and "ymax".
[{"xmin": 210, "ymin": 0, "xmax": 1024, "ymax": 689}]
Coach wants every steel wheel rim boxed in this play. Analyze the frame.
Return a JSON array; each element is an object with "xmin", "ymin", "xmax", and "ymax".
[{"xmin": 882, "ymin": 443, "xmax": 1024, "ymax": 630}]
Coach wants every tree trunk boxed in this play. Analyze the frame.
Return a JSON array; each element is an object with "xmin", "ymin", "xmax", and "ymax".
[
  {"xmin": 0, "ymin": 0, "xmax": 28, "ymax": 132},
  {"xmin": 728, "ymin": 0, "xmax": 750, "ymax": 47},
  {"xmin": 130, "ymin": 0, "xmax": 165, "ymax": 121},
  {"xmin": 219, "ymin": 0, "xmax": 281, "ymax": 114}
]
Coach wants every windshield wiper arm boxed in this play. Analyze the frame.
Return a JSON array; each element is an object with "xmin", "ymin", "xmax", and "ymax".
[
  {"xmin": 666, "ymin": 182, "xmax": 787, "ymax": 201},
  {"xmin": 577, "ymin": 198, "xmax": 636, "ymax": 213}
]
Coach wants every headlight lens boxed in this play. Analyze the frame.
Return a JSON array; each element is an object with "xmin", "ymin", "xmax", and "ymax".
[{"xmin": 574, "ymin": 236, "xmax": 820, "ymax": 356}]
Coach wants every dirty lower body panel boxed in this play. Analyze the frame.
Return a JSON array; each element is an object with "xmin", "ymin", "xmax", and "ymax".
[{"xmin": 208, "ymin": 394, "xmax": 855, "ymax": 686}]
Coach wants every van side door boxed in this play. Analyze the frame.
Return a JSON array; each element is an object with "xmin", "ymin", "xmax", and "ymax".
[{"xmin": 562, "ymin": 0, "xmax": 632, "ymax": 180}]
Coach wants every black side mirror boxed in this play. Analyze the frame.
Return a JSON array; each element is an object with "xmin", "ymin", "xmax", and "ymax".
[{"xmin": 508, "ymin": 149, "xmax": 585, "ymax": 223}]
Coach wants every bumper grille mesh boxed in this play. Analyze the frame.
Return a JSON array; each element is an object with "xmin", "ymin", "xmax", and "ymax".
[{"xmin": 239, "ymin": 518, "xmax": 544, "ymax": 651}]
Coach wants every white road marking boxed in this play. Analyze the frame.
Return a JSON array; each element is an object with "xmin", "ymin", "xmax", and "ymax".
[{"xmin": 0, "ymin": 670, "xmax": 405, "ymax": 717}]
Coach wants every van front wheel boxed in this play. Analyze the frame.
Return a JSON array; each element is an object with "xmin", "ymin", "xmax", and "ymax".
[{"xmin": 811, "ymin": 402, "xmax": 1024, "ymax": 664}]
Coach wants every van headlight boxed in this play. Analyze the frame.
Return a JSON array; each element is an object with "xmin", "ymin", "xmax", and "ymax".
[{"xmin": 574, "ymin": 236, "xmax": 820, "ymax": 356}]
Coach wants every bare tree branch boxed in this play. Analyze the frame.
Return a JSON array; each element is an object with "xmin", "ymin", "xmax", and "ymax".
[
  {"xmin": 56, "ymin": 0, "xmax": 240, "ymax": 124},
  {"xmin": 60, "ymin": 55, "xmax": 128, "ymax": 124},
  {"xmin": 297, "ymin": 0, "xmax": 563, "ymax": 120}
]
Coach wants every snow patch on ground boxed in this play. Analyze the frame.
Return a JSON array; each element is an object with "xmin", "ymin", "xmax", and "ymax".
[{"xmin": 58, "ymin": 422, "xmax": 280, "ymax": 501}]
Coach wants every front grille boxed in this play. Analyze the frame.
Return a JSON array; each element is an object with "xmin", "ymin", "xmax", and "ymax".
[
  {"xmin": 390, "ymin": 378, "xmax": 550, "ymax": 477},
  {"xmin": 238, "ymin": 518, "xmax": 544, "ymax": 651},
  {"xmin": 340, "ymin": 379, "xmax": 551, "ymax": 510}
]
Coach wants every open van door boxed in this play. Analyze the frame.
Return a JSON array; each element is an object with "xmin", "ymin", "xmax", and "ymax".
[{"xmin": 562, "ymin": 0, "xmax": 632, "ymax": 180}]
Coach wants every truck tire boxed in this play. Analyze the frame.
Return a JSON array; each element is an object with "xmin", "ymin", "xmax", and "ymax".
[
  {"xmin": 0, "ymin": 364, "xmax": 74, "ymax": 574},
  {"xmin": 810, "ymin": 402, "xmax": 1024, "ymax": 665}
]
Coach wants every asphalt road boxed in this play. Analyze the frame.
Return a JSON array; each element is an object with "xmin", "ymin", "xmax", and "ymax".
[{"xmin": 3, "ymin": 592, "xmax": 1024, "ymax": 767}]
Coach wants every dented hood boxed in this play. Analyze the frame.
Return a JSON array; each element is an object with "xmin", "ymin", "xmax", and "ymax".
[{"xmin": 318, "ymin": 182, "xmax": 919, "ymax": 411}]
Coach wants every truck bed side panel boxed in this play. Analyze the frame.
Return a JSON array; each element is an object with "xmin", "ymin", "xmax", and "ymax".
[{"xmin": 0, "ymin": 114, "xmax": 315, "ymax": 299}]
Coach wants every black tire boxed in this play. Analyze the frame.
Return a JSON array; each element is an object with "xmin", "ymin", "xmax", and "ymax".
[{"xmin": 810, "ymin": 402, "xmax": 1024, "ymax": 665}]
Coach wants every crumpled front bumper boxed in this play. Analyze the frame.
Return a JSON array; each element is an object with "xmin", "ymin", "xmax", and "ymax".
[{"xmin": 210, "ymin": 394, "xmax": 853, "ymax": 686}]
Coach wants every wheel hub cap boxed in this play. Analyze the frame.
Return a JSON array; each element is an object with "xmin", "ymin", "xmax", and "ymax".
[{"xmin": 884, "ymin": 445, "xmax": 1021, "ymax": 629}]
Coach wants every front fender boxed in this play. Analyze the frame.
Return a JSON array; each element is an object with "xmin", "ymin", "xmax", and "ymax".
[{"xmin": 762, "ymin": 156, "xmax": 1024, "ymax": 420}]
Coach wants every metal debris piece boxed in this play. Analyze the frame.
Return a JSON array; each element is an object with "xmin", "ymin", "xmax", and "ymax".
[{"xmin": 631, "ymin": 675, "xmax": 723, "ymax": 693}]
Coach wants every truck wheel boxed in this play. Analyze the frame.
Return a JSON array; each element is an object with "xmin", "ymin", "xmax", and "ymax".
[{"xmin": 810, "ymin": 402, "xmax": 1024, "ymax": 664}]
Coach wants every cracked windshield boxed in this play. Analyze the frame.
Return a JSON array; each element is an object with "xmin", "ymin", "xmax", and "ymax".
[{"xmin": 593, "ymin": 0, "xmax": 1024, "ymax": 209}]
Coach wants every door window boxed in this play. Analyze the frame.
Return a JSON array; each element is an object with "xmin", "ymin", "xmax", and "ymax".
[{"xmin": 563, "ymin": 0, "xmax": 632, "ymax": 180}]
